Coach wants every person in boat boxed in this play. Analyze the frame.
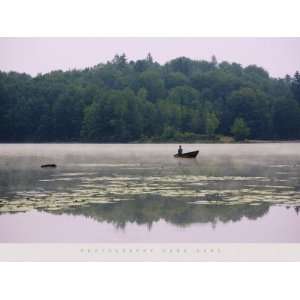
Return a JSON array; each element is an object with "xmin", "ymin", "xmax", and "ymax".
[{"xmin": 178, "ymin": 145, "xmax": 183, "ymax": 156}]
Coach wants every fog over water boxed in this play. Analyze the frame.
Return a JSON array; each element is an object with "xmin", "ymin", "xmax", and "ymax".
[{"xmin": 0, "ymin": 143, "xmax": 300, "ymax": 242}]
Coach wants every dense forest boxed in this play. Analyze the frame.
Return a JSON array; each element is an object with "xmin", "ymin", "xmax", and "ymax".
[{"xmin": 0, "ymin": 54, "xmax": 300, "ymax": 142}]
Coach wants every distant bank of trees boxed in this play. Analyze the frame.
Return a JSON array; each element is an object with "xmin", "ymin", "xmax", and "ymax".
[{"xmin": 0, "ymin": 54, "xmax": 300, "ymax": 142}]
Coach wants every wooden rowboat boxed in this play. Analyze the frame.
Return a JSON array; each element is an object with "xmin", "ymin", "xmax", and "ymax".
[{"xmin": 174, "ymin": 150, "xmax": 199, "ymax": 158}]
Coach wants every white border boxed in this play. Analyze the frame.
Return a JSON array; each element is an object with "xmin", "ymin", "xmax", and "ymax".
[
  {"xmin": 0, "ymin": 243, "xmax": 300, "ymax": 261},
  {"xmin": 1, "ymin": 0, "xmax": 300, "ymax": 37},
  {"xmin": 1, "ymin": 1, "xmax": 300, "ymax": 299},
  {"xmin": 0, "ymin": 262, "xmax": 300, "ymax": 300}
]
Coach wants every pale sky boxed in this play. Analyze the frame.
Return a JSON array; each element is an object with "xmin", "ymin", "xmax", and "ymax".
[{"xmin": 0, "ymin": 38, "xmax": 299, "ymax": 78}]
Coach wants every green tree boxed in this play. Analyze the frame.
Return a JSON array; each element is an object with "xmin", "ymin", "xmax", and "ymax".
[
  {"xmin": 161, "ymin": 125, "xmax": 176, "ymax": 140},
  {"xmin": 291, "ymin": 71, "xmax": 300, "ymax": 104},
  {"xmin": 211, "ymin": 55, "xmax": 218, "ymax": 67},
  {"xmin": 226, "ymin": 87, "xmax": 270, "ymax": 138},
  {"xmin": 230, "ymin": 118, "xmax": 250, "ymax": 141},
  {"xmin": 206, "ymin": 112, "xmax": 219, "ymax": 137},
  {"xmin": 0, "ymin": 54, "xmax": 299, "ymax": 142},
  {"xmin": 139, "ymin": 70, "xmax": 165, "ymax": 101},
  {"xmin": 273, "ymin": 98, "xmax": 300, "ymax": 139},
  {"xmin": 164, "ymin": 72, "xmax": 189, "ymax": 89}
]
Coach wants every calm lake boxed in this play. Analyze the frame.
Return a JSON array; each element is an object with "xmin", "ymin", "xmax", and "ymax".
[{"xmin": 0, "ymin": 143, "xmax": 300, "ymax": 242}]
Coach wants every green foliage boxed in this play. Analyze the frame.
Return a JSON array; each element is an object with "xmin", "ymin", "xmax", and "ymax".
[
  {"xmin": 0, "ymin": 55, "xmax": 299, "ymax": 142},
  {"xmin": 230, "ymin": 118, "xmax": 251, "ymax": 141},
  {"xmin": 272, "ymin": 98, "xmax": 300, "ymax": 139},
  {"xmin": 291, "ymin": 71, "xmax": 300, "ymax": 104},
  {"xmin": 165, "ymin": 71, "xmax": 189, "ymax": 89},
  {"xmin": 206, "ymin": 112, "xmax": 219, "ymax": 137},
  {"xmin": 225, "ymin": 87, "xmax": 271, "ymax": 138},
  {"xmin": 139, "ymin": 70, "xmax": 165, "ymax": 101},
  {"xmin": 161, "ymin": 126, "xmax": 177, "ymax": 140}
]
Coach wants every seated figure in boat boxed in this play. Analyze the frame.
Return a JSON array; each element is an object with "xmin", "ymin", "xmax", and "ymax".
[{"xmin": 178, "ymin": 145, "xmax": 183, "ymax": 156}]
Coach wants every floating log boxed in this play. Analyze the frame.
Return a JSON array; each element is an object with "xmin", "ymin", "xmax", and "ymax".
[{"xmin": 41, "ymin": 164, "xmax": 57, "ymax": 168}]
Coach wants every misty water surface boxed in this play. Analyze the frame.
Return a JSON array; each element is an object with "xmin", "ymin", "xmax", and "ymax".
[{"xmin": 0, "ymin": 143, "xmax": 300, "ymax": 242}]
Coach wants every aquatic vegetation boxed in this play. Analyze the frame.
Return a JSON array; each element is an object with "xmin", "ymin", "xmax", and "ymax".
[
  {"xmin": 39, "ymin": 178, "xmax": 75, "ymax": 182},
  {"xmin": 51, "ymin": 172, "xmax": 97, "ymax": 177},
  {"xmin": 76, "ymin": 163, "xmax": 141, "ymax": 168},
  {"xmin": 1, "ymin": 170, "xmax": 300, "ymax": 214},
  {"xmin": 1, "ymin": 146, "xmax": 300, "ymax": 217}
]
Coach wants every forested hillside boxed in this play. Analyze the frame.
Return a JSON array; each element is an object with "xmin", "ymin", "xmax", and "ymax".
[{"xmin": 1, "ymin": 54, "xmax": 300, "ymax": 142}]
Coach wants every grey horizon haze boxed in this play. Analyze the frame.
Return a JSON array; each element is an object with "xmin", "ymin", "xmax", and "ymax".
[{"xmin": 0, "ymin": 37, "xmax": 300, "ymax": 78}]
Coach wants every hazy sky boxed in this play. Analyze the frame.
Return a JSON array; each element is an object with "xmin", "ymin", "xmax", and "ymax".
[{"xmin": 0, "ymin": 38, "xmax": 299, "ymax": 78}]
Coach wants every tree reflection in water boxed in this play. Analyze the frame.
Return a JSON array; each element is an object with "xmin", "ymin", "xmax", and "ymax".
[
  {"xmin": 1, "ymin": 143, "xmax": 300, "ymax": 233},
  {"xmin": 48, "ymin": 196, "xmax": 271, "ymax": 230}
]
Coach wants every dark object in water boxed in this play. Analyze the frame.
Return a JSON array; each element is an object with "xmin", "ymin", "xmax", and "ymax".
[
  {"xmin": 41, "ymin": 164, "xmax": 57, "ymax": 168},
  {"xmin": 174, "ymin": 150, "xmax": 199, "ymax": 158}
]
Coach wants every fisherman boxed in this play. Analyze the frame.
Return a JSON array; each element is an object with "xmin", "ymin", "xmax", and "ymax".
[{"xmin": 178, "ymin": 145, "xmax": 183, "ymax": 156}]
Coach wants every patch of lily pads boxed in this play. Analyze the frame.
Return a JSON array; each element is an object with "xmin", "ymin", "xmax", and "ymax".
[{"xmin": 1, "ymin": 173, "xmax": 300, "ymax": 213}]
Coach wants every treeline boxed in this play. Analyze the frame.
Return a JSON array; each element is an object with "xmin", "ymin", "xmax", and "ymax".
[{"xmin": 0, "ymin": 54, "xmax": 300, "ymax": 142}]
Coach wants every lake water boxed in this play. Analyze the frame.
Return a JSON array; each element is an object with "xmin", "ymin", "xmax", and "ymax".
[{"xmin": 0, "ymin": 143, "xmax": 300, "ymax": 242}]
